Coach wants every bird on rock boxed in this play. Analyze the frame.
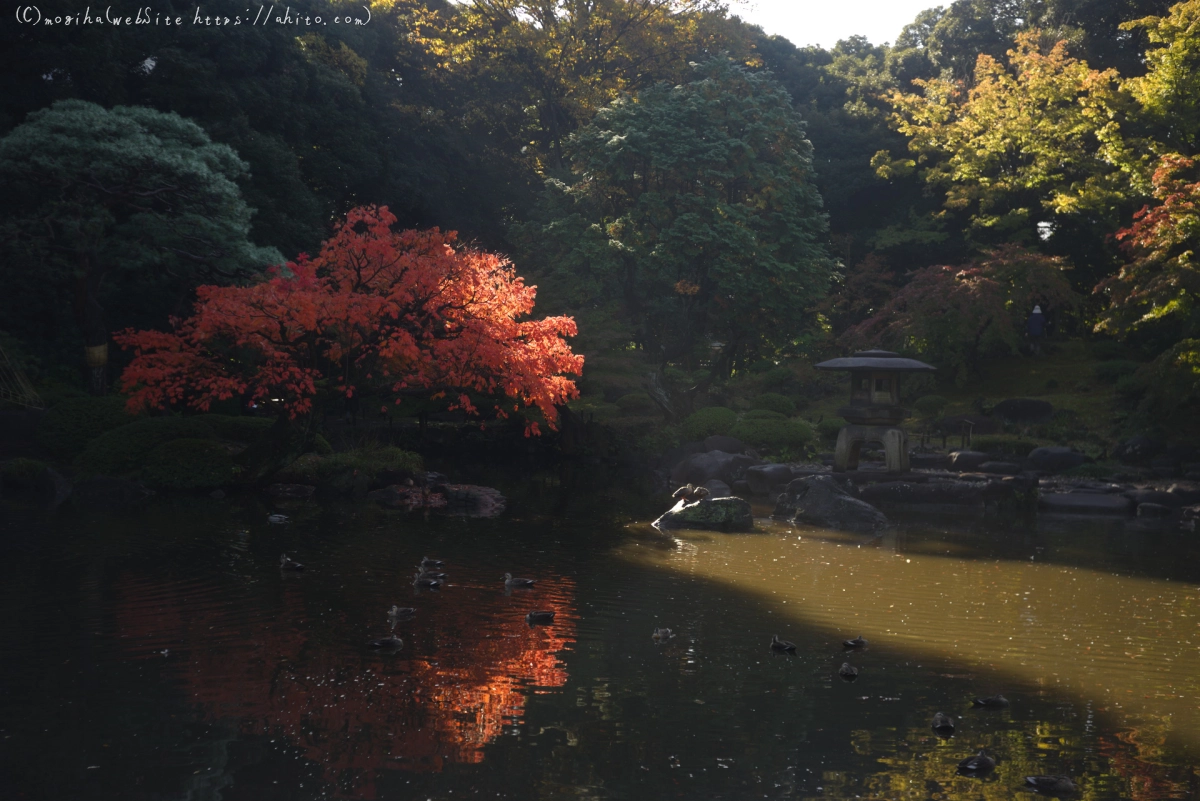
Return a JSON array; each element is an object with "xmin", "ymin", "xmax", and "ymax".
[{"xmin": 671, "ymin": 484, "xmax": 710, "ymax": 504}]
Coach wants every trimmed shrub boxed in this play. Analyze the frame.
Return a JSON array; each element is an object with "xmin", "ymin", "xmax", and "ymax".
[
  {"xmin": 970, "ymin": 435, "xmax": 1043, "ymax": 456},
  {"xmin": 199, "ymin": 414, "xmax": 275, "ymax": 442},
  {"xmin": 681, "ymin": 407, "xmax": 737, "ymax": 441},
  {"xmin": 913, "ymin": 395, "xmax": 949, "ymax": 419},
  {"xmin": 743, "ymin": 409, "xmax": 787, "ymax": 420},
  {"xmin": 278, "ymin": 446, "xmax": 424, "ymax": 493},
  {"xmin": 142, "ymin": 439, "xmax": 237, "ymax": 490},
  {"xmin": 75, "ymin": 417, "xmax": 217, "ymax": 477},
  {"xmin": 1093, "ymin": 360, "xmax": 1142, "ymax": 383},
  {"xmin": 752, "ymin": 392, "xmax": 796, "ymax": 416},
  {"xmin": 760, "ymin": 367, "xmax": 795, "ymax": 389},
  {"xmin": 729, "ymin": 418, "xmax": 814, "ymax": 450},
  {"xmin": 311, "ymin": 433, "xmax": 334, "ymax": 456},
  {"xmin": 615, "ymin": 392, "xmax": 658, "ymax": 415},
  {"xmin": 37, "ymin": 396, "xmax": 134, "ymax": 459},
  {"xmin": 817, "ymin": 417, "xmax": 848, "ymax": 442}
]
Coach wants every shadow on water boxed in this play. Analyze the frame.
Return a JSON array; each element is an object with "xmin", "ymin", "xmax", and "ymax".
[{"xmin": 0, "ymin": 471, "xmax": 1198, "ymax": 800}]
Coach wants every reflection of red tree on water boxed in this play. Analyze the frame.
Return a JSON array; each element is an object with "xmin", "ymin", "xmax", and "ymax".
[
  {"xmin": 113, "ymin": 574, "xmax": 577, "ymax": 798},
  {"xmin": 1097, "ymin": 723, "xmax": 1197, "ymax": 800}
]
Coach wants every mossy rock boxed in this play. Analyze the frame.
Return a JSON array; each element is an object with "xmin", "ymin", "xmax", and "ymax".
[
  {"xmin": 742, "ymin": 409, "xmax": 787, "ymax": 421},
  {"xmin": 614, "ymin": 392, "xmax": 657, "ymax": 415},
  {"xmin": 681, "ymin": 407, "xmax": 737, "ymax": 441},
  {"xmin": 75, "ymin": 417, "xmax": 217, "ymax": 477},
  {"xmin": 752, "ymin": 392, "xmax": 796, "ymax": 416},
  {"xmin": 1, "ymin": 458, "xmax": 51, "ymax": 490},
  {"xmin": 729, "ymin": 418, "xmax": 813, "ymax": 450},
  {"xmin": 37, "ymin": 396, "xmax": 135, "ymax": 459},
  {"xmin": 142, "ymin": 439, "xmax": 238, "ymax": 490},
  {"xmin": 276, "ymin": 446, "xmax": 424, "ymax": 496}
]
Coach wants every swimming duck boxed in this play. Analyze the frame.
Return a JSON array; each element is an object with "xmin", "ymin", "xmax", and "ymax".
[
  {"xmin": 413, "ymin": 572, "xmax": 441, "ymax": 589},
  {"xmin": 838, "ymin": 662, "xmax": 859, "ymax": 680},
  {"xmin": 368, "ymin": 634, "xmax": 404, "ymax": 649},
  {"xmin": 420, "ymin": 557, "xmax": 445, "ymax": 569},
  {"xmin": 279, "ymin": 553, "xmax": 305, "ymax": 571},
  {"xmin": 1024, "ymin": 775, "xmax": 1076, "ymax": 794},
  {"xmin": 931, "ymin": 712, "xmax": 955, "ymax": 735},
  {"xmin": 957, "ymin": 750, "xmax": 996, "ymax": 773},
  {"xmin": 418, "ymin": 570, "xmax": 448, "ymax": 580},
  {"xmin": 267, "ymin": 513, "xmax": 290, "ymax": 524},
  {"xmin": 504, "ymin": 572, "xmax": 536, "ymax": 588},
  {"xmin": 843, "ymin": 635, "xmax": 868, "ymax": 648},
  {"xmin": 653, "ymin": 627, "xmax": 674, "ymax": 641},
  {"xmin": 770, "ymin": 635, "xmax": 796, "ymax": 652},
  {"xmin": 526, "ymin": 610, "xmax": 556, "ymax": 624},
  {"xmin": 388, "ymin": 605, "xmax": 416, "ymax": 620},
  {"xmin": 972, "ymin": 694, "xmax": 1010, "ymax": 708}
]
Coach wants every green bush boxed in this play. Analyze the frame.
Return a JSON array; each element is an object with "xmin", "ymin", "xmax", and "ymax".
[
  {"xmin": 37, "ymin": 396, "xmax": 134, "ymax": 459},
  {"xmin": 729, "ymin": 417, "xmax": 814, "ymax": 450},
  {"xmin": 1, "ymin": 458, "xmax": 50, "ymax": 490},
  {"xmin": 279, "ymin": 446, "xmax": 424, "ymax": 492},
  {"xmin": 1115, "ymin": 373, "xmax": 1147, "ymax": 402},
  {"xmin": 142, "ymin": 439, "xmax": 237, "ymax": 490},
  {"xmin": 817, "ymin": 417, "xmax": 847, "ymax": 442},
  {"xmin": 75, "ymin": 417, "xmax": 217, "ymax": 477},
  {"xmin": 913, "ymin": 395, "xmax": 949, "ymax": 419},
  {"xmin": 614, "ymin": 392, "xmax": 657, "ymax": 415},
  {"xmin": 199, "ymin": 414, "xmax": 275, "ymax": 442},
  {"xmin": 752, "ymin": 392, "xmax": 796, "ymax": 416},
  {"xmin": 760, "ymin": 366, "xmax": 795, "ymax": 389},
  {"xmin": 1089, "ymin": 340, "xmax": 1126, "ymax": 361},
  {"xmin": 743, "ymin": 409, "xmax": 787, "ymax": 420},
  {"xmin": 970, "ymin": 435, "xmax": 1043, "ymax": 456},
  {"xmin": 1093, "ymin": 360, "xmax": 1142, "ymax": 383},
  {"xmin": 311, "ymin": 433, "xmax": 334, "ymax": 456},
  {"xmin": 681, "ymin": 407, "xmax": 737, "ymax": 441}
]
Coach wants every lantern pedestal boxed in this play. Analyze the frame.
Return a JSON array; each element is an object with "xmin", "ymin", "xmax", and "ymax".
[{"xmin": 833, "ymin": 425, "xmax": 910, "ymax": 475}]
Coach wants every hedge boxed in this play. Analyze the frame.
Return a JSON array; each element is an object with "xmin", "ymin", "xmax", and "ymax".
[
  {"xmin": 37, "ymin": 396, "xmax": 134, "ymax": 459},
  {"xmin": 751, "ymin": 393, "xmax": 796, "ymax": 416},
  {"xmin": 142, "ymin": 439, "xmax": 237, "ymax": 489},
  {"xmin": 681, "ymin": 407, "xmax": 737, "ymax": 441}
]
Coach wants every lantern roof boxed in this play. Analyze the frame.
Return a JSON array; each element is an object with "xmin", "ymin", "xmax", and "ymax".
[{"xmin": 814, "ymin": 350, "xmax": 936, "ymax": 373}]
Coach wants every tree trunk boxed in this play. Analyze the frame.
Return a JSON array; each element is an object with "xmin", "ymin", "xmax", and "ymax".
[{"xmin": 75, "ymin": 256, "xmax": 108, "ymax": 395}]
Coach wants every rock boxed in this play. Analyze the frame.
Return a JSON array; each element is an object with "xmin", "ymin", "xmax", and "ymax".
[
  {"xmin": 703, "ymin": 435, "xmax": 745, "ymax": 454},
  {"xmin": 436, "ymin": 484, "xmax": 506, "ymax": 518},
  {"xmin": 1039, "ymin": 492, "xmax": 1134, "ymax": 515},
  {"xmin": 745, "ymin": 463, "xmax": 795, "ymax": 495},
  {"xmin": 1137, "ymin": 502, "xmax": 1173, "ymax": 518},
  {"xmin": 265, "ymin": 483, "xmax": 316, "ymax": 500},
  {"xmin": 858, "ymin": 475, "xmax": 1037, "ymax": 516},
  {"xmin": 1168, "ymin": 484, "xmax": 1200, "ymax": 505},
  {"xmin": 660, "ymin": 441, "xmax": 704, "ymax": 469},
  {"xmin": 1183, "ymin": 505, "xmax": 1200, "ymax": 520},
  {"xmin": 910, "ymin": 452, "xmax": 950, "ymax": 470},
  {"xmin": 70, "ymin": 476, "xmax": 153, "ymax": 511},
  {"xmin": 653, "ymin": 496, "xmax": 754, "ymax": 532},
  {"xmin": 1027, "ymin": 446, "xmax": 1088, "ymax": 473},
  {"xmin": 1124, "ymin": 489, "xmax": 1183, "ymax": 508},
  {"xmin": 949, "ymin": 450, "xmax": 990, "ymax": 471},
  {"xmin": 703, "ymin": 479, "xmax": 733, "ymax": 498},
  {"xmin": 1114, "ymin": 435, "xmax": 1165, "ymax": 465},
  {"xmin": 368, "ymin": 484, "xmax": 446, "ymax": 511},
  {"xmin": 731, "ymin": 479, "xmax": 753, "ymax": 497},
  {"xmin": 425, "ymin": 471, "xmax": 449, "ymax": 486},
  {"xmin": 979, "ymin": 461, "xmax": 1021, "ymax": 475},
  {"xmin": 773, "ymin": 475, "xmax": 888, "ymax": 533},
  {"xmin": 992, "ymin": 398, "xmax": 1055, "ymax": 423},
  {"xmin": 670, "ymin": 450, "xmax": 758, "ymax": 487}
]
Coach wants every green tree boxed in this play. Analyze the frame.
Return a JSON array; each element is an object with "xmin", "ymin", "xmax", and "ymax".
[
  {"xmin": 0, "ymin": 100, "xmax": 281, "ymax": 393},
  {"xmin": 520, "ymin": 58, "xmax": 838, "ymax": 378}
]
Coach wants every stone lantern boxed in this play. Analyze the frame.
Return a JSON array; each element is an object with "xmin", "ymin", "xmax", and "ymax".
[{"xmin": 814, "ymin": 349, "xmax": 936, "ymax": 474}]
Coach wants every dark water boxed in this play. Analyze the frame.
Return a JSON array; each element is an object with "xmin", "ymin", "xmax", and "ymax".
[{"xmin": 1, "ymin": 471, "xmax": 1199, "ymax": 800}]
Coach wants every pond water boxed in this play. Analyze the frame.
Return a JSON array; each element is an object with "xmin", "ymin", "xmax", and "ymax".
[{"xmin": 2, "ymin": 469, "xmax": 1199, "ymax": 800}]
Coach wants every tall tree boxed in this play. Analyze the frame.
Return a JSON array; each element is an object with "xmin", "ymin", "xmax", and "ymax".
[
  {"xmin": 519, "ymin": 58, "xmax": 838, "ymax": 377},
  {"xmin": 0, "ymin": 100, "xmax": 280, "ymax": 393}
]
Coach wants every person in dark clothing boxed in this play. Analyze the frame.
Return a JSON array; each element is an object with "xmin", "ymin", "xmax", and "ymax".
[{"xmin": 1027, "ymin": 305, "xmax": 1046, "ymax": 354}]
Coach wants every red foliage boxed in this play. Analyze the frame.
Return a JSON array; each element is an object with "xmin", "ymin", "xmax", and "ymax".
[{"xmin": 116, "ymin": 206, "xmax": 583, "ymax": 434}]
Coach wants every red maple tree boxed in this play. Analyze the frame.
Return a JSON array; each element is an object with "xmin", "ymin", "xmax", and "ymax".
[{"xmin": 116, "ymin": 206, "xmax": 583, "ymax": 434}]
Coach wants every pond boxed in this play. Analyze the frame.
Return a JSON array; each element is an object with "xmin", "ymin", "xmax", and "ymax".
[{"xmin": 1, "ymin": 468, "xmax": 1198, "ymax": 800}]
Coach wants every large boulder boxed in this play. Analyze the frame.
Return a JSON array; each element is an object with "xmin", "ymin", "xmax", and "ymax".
[
  {"xmin": 992, "ymin": 398, "xmax": 1055, "ymax": 423},
  {"xmin": 1113, "ymin": 435, "xmax": 1165, "ymax": 465},
  {"xmin": 773, "ymin": 475, "xmax": 888, "ymax": 533},
  {"xmin": 703, "ymin": 435, "xmax": 745, "ymax": 454},
  {"xmin": 1124, "ymin": 489, "xmax": 1184, "ymax": 508},
  {"xmin": 910, "ymin": 452, "xmax": 950, "ymax": 470},
  {"xmin": 950, "ymin": 450, "xmax": 990, "ymax": 471},
  {"xmin": 653, "ymin": 497, "xmax": 754, "ymax": 532},
  {"xmin": 745, "ymin": 463, "xmax": 795, "ymax": 495},
  {"xmin": 70, "ymin": 476, "xmax": 153, "ymax": 511},
  {"xmin": 979, "ymin": 461, "xmax": 1021, "ymax": 475},
  {"xmin": 703, "ymin": 479, "xmax": 733, "ymax": 498},
  {"xmin": 858, "ymin": 476, "xmax": 1037, "ymax": 520},
  {"xmin": 1040, "ymin": 492, "xmax": 1134, "ymax": 515},
  {"xmin": 434, "ymin": 484, "xmax": 507, "ymax": 518},
  {"xmin": 670, "ymin": 450, "xmax": 758, "ymax": 487},
  {"xmin": 1027, "ymin": 446, "xmax": 1088, "ymax": 473}
]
